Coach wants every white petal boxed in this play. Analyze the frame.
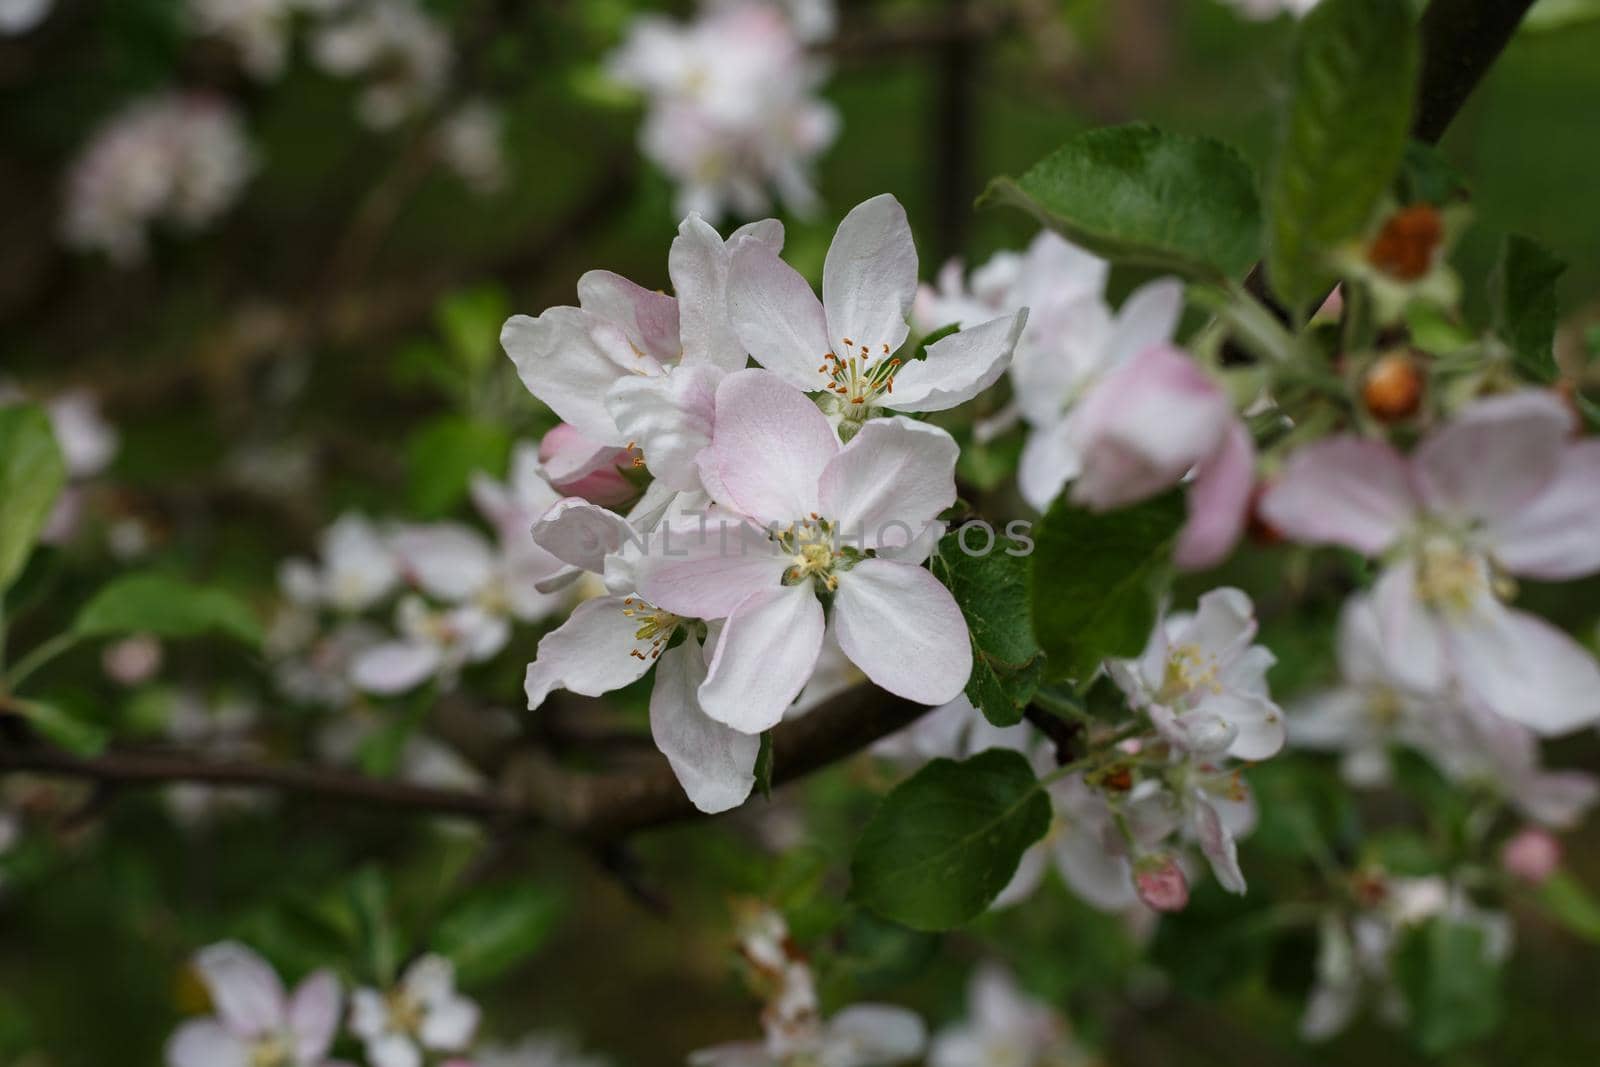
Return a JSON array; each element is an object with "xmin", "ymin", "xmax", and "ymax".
[
  {"xmin": 607, "ymin": 365, "xmax": 720, "ymax": 492},
  {"xmin": 287, "ymin": 970, "xmax": 342, "ymax": 1062},
  {"xmin": 822, "ymin": 194, "xmax": 917, "ymax": 355},
  {"xmin": 817, "ymin": 418, "xmax": 958, "ymax": 551},
  {"xmin": 1372, "ymin": 562, "xmax": 1449, "ymax": 694},
  {"xmin": 165, "ymin": 1021, "xmax": 249, "ymax": 1067},
  {"xmin": 531, "ymin": 498, "xmax": 638, "ymax": 575},
  {"xmin": 501, "ymin": 308, "xmax": 630, "ymax": 445},
  {"xmin": 1051, "ymin": 821, "xmax": 1137, "ymax": 912},
  {"xmin": 1257, "ymin": 436, "xmax": 1417, "ymax": 554},
  {"xmin": 990, "ymin": 842, "xmax": 1049, "ymax": 909},
  {"xmin": 367, "ymin": 1033, "xmax": 422, "ymax": 1067},
  {"xmin": 523, "ymin": 596, "xmax": 654, "ymax": 708},
  {"xmin": 885, "ymin": 309, "xmax": 1026, "ymax": 413},
  {"xmin": 350, "ymin": 641, "xmax": 442, "ymax": 695},
  {"xmin": 833, "ymin": 559, "xmax": 971, "ymax": 706},
  {"xmin": 1192, "ymin": 796, "xmax": 1246, "ymax": 893},
  {"xmin": 823, "ymin": 1005, "xmax": 928, "ymax": 1066},
  {"xmin": 1017, "ymin": 417, "xmax": 1081, "ymax": 511},
  {"xmin": 1488, "ymin": 439, "xmax": 1600, "ymax": 580},
  {"xmin": 670, "ymin": 214, "xmax": 748, "ymax": 372},
  {"xmin": 194, "ymin": 941, "xmax": 286, "ymax": 1036},
  {"xmin": 419, "ymin": 995, "xmax": 479, "ymax": 1051},
  {"xmin": 635, "ymin": 516, "xmax": 787, "ymax": 618},
  {"xmin": 705, "ymin": 369, "xmax": 837, "ymax": 524},
  {"xmin": 577, "ymin": 269, "xmax": 681, "ymax": 363},
  {"xmin": 1106, "ymin": 278, "xmax": 1184, "ymax": 365},
  {"xmin": 651, "ymin": 637, "xmax": 759, "ymax": 813},
  {"xmin": 1447, "ymin": 601, "xmax": 1600, "ymax": 735},
  {"xmin": 699, "ymin": 584, "xmax": 825, "ymax": 733},
  {"xmin": 1413, "ymin": 390, "xmax": 1572, "ymax": 525},
  {"xmin": 391, "ymin": 524, "xmax": 495, "ymax": 602},
  {"xmin": 348, "ymin": 988, "xmax": 388, "ymax": 1040},
  {"xmin": 727, "ymin": 238, "xmax": 831, "ymax": 391}
]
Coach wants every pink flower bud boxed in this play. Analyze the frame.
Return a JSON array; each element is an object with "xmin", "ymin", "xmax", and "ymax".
[
  {"xmin": 1501, "ymin": 827, "xmax": 1561, "ymax": 885},
  {"xmin": 538, "ymin": 423, "xmax": 635, "ymax": 506},
  {"xmin": 102, "ymin": 634, "xmax": 163, "ymax": 686},
  {"xmin": 1134, "ymin": 855, "xmax": 1190, "ymax": 913}
]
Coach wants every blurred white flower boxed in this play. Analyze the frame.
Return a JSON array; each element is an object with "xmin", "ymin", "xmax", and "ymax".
[
  {"xmin": 0, "ymin": 0, "xmax": 51, "ymax": 35},
  {"xmin": 279, "ymin": 512, "xmax": 401, "ymax": 614},
  {"xmin": 438, "ymin": 99, "xmax": 508, "ymax": 194},
  {"xmin": 351, "ymin": 954, "xmax": 480, "ymax": 1067},
  {"xmin": 930, "ymin": 963, "xmax": 1089, "ymax": 1067},
  {"xmin": 186, "ymin": 0, "xmax": 337, "ymax": 80},
  {"xmin": 312, "ymin": 0, "xmax": 451, "ymax": 128},
  {"xmin": 165, "ymin": 942, "xmax": 342, "ymax": 1067},
  {"xmin": 63, "ymin": 93, "xmax": 255, "ymax": 265}
]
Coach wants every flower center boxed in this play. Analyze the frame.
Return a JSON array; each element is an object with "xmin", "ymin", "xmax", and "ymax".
[
  {"xmin": 1366, "ymin": 204, "xmax": 1443, "ymax": 281},
  {"xmin": 385, "ymin": 988, "xmax": 425, "ymax": 1034},
  {"xmin": 248, "ymin": 1036, "xmax": 293, "ymax": 1067},
  {"xmin": 1159, "ymin": 643, "xmax": 1222, "ymax": 705},
  {"xmin": 1413, "ymin": 539, "xmax": 1488, "ymax": 616},
  {"xmin": 776, "ymin": 518, "xmax": 839, "ymax": 591},
  {"xmin": 820, "ymin": 337, "xmax": 900, "ymax": 409},
  {"xmin": 622, "ymin": 596, "xmax": 680, "ymax": 660}
]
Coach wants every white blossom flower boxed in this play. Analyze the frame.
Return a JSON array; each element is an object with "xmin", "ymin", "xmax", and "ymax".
[
  {"xmin": 279, "ymin": 513, "xmax": 401, "ymax": 614},
  {"xmin": 438, "ymin": 100, "xmax": 508, "ymax": 194},
  {"xmin": 350, "ymin": 955, "xmax": 480, "ymax": 1067},
  {"xmin": 929, "ymin": 963, "xmax": 1087, "ymax": 1067},
  {"xmin": 187, "ymin": 0, "xmax": 340, "ymax": 80},
  {"xmin": 165, "ymin": 942, "xmax": 341, "ymax": 1067},
  {"xmin": 727, "ymin": 194, "xmax": 1027, "ymax": 432},
  {"xmin": 62, "ymin": 93, "xmax": 255, "ymax": 264},
  {"xmin": 1260, "ymin": 390, "xmax": 1600, "ymax": 734},
  {"xmin": 312, "ymin": 0, "xmax": 450, "ymax": 128}
]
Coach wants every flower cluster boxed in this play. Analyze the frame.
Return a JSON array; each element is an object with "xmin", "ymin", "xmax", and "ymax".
[
  {"xmin": 605, "ymin": 0, "xmax": 839, "ymax": 221},
  {"xmin": 311, "ymin": 0, "xmax": 451, "ymax": 129},
  {"xmin": 61, "ymin": 93, "xmax": 256, "ymax": 264}
]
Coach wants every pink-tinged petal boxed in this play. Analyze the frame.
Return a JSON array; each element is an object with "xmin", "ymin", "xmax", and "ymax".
[
  {"xmin": 576, "ymin": 269, "xmax": 681, "ymax": 363},
  {"xmin": 1175, "ymin": 420, "xmax": 1255, "ymax": 570},
  {"xmin": 833, "ymin": 559, "xmax": 971, "ymax": 705},
  {"xmin": 501, "ymin": 308, "xmax": 630, "ymax": 445},
  {"xmin": 699, "ymin": 584, "xmax": 825, "ymax": 733},
  {"xmin": 523, "ymin": 596, "xmax": 655, "ymax": 708},
  {"xmin": 1447, "ymin": 600, "xmax": 1600, "ymax": 736},
  {"xmin": 1017, "ymin": 417, "xmax": 1081, "ymax": 511},
  {"xmin": 651, "ymin": 637, "xmax": 759, "ymax": 813},
  {"xmin": 727, "ymin": 238, "xmax": 831, "ymax": 390},
  {"xmin": 822, "ymin": 194, "xmax": 917, "ymax": 357},
  {"xmin": 635, "ymin": 516, "xmax": 787, "ymax": 618},
  {"xmin": 350, "ymin": 641, "xmax": 443, "ymax": 695},
  {"xmin": 194, "ymin": 942, "xmax": 286, "ymax": 1036},
  {"xmin": 391, "ymin": 524, "xmax": 495, "ymax": 602},
  {"xmin": 1413, "ymin": 389, "xmax": 1573, "ymax": 524},
  {"xmin": 706, "ymin": 369, "xmax": 837, "ymax": 523},
  {"xmin": 531, "ymin": 498, "xmax": 638, "ymax": 575},
  {"xmin": 1069, "ymin": 346, "xmax": 1232, "ymax": 510},
  {"xmin": 536, "ymin": 424, "xmax": 633, "ymax": 506},
  {"xmin": 1105, "ymin": 278, "xmax": 1184, "ymax": 365},
  {"xmin": 818, "ymin": 418, "xmax": 958, "ymax": 551},
  {"xmin": 670, "ymin": 214, "xmax": 747, "ymax": 372},
  {"xmin": 1488, "ymin": 439, "xmax": 1600, "ymax": 580},
  {"xmin": 1372, "ymin": 562, "xmax": 1449, "ymax": 694},
  {"xmin": 165, "ymin": 1021, "xmax": 249, "ymax": 1067},
  {"xmin": 1258, "ymin": 436, "xmax": 1417, "ymax": 554},
  {"xmin": 823, "ymin": 1005, "xmax": 928, "ymax": 1064},
  {"xmin": 288, "ymin": 970, "xmax": 342, "ymax": 1062},
  {"xmin": 885, "ymin": 308, "xmax": 1027, "ymax": 413},
  {"xmin": 1191, "ymin": 797, "xmax": 1246, "ymax": 893},
  {"xmin": 607, "ymin": 365, "xmax": 721, "ymax": 492}
]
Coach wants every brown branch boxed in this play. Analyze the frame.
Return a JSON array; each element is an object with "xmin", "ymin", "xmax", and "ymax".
[{"xmin": 0, "ymin": 684, "xmax": 928, "ymax": 840}]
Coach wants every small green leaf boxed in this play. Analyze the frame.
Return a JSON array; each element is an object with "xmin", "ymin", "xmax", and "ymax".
[
  {"xmin": 1030, "ymin": 491, "xmax": 1185, "ymax": 682},
  {"xmin": 850, "ymin": 749, "xmax": 1051, "ymax": 931},
  {"xmin": 11, "ymin": 699, "xmax": 109, "ymax": 757},
  {"xmin": 436, "ymin": 285, "xmax": 510, "ymax": 375},
  {"xmin": 74, "ymin": 573, "xmax": 262, "ymax": 646},
  {"xmin": 1396, "ymin": 141, "xmax": 1468, "ymax": 207},
  {"xmin": 1393, "ymin": 918, "xmax": 1503, "ymax": 1054},
  {"xmin": 433, "ymin": 882, "xmax": 565, "ymax": 987},
  {"xmin": 931, "ymin": 529, "xmax": 1044, "ymax": 726},
  {"xmin": 406, "ymin": 415, "xmax": 512, "ymax": 518},
  {"xmin": 1266, "ymin": 0, "xmax": 1420, "ymax": 315},
  {"xmin": 1491, "ymin": 234, "xmax": 1566, "ymax": 385},
  {"xmin": 347, "ymin": 867, "xmax": 404, "ymax": 987},
  {"xmin": 0, "ymin": 405, "xmax": 67, "ymax": 595},
  {"xmin": 982, "ymin": 124, "xmax": 1261, "ymax": 281},
  {"xmin": 1537, "ymin": 871, "xmax": 1600, "ymax": 943}
]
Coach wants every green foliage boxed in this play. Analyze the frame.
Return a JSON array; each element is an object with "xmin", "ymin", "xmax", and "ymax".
[
  {"xmin": 1537, "ymin": 871, "xmax": 1600, "ymax": 943},
  {"xmin": 1030, "ymin": 491, "xmax": 1185, "ymax": 682},
  {"xmin": 982, "ymin": 124, "xmax": 1262, "ymax": 280},
  {"xmin": 823, "ymin": 910, "xmax": 941, "ymax": 997},
  {"xmin": 436, "ymin": 285, "xmax": 512, "ymax": 375},
  {"xmin": 754, "ymin": 730, "xmax": 775, "ymax": 800},
  {"xmin": 11, "ymin": 698, "xmax": 109, "ymax": 756},
  {"xmin": 1393, "ymin": 918, "xmax": 1503, "ymax": 1054},
  {"xmin": 348, "ymin": 867, "xmax": 405, "ymax": 987},
  {"xmin": 432, "ymin": 882, "xmax": 565, "ymax": 988},
  {"xmin": 74, "ymin": 572, "xmax": 262, "ymax": 646},
  {"xmin": 405, "ymin": 414, "xmax": 513, "ymax": 518},
  {"xmin": 0, "ymin": 404, "xmax": 66, "ymax": 596},
  {"xmin": 1397, "ymin": 141, "xmax": 1469, "ymax": 207},
  {"xmin": 931, "ymin": 528, "xmax": 1044, "ymax": 726},
  {"xmin": 1265, "ymin": 0, "xmax": 1419, "ymax": 315},
  {"xmin": 850, "ymin": 749, "xmax": 1051, "ymax": 931},
  {"xmin": 1491, "ymin": 234, "xmax": 1567, "ymax": 384}
]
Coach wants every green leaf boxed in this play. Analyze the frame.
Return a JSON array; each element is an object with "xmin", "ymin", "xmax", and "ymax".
[
  {"xmin": 347, "ymin": 867, "xmax": 404, "ymax": 987},
  {"xmin": 754, "ymin": 731, "xmax": 775, "ymax": 800},
  {"xmin": 1491, "ymin": 234, "xmax": 1566, "ymax": 385},
  {"xmin": 1393, "ymin": 918, "xmax": 1503, "ymax": 1054},
  {"xmin": 11, "ymin": 699, "xmax": 108, "ymax": 757},
  {"xmin": 406, "ymin": 415, "xmax": 512, "ymax": 518},
  {"xmin": 1396, "ymin": 141, "xmax": 1468, "ymax": 207},
  {"xmin": 982, "ymin": 124, "xmax": 1261, "ymax": 280},
  {"xmin": 1030, "ymin": 491, "xmax": 1185, "ymax": 682},
  {"xmin": 1265, "ymin": 0, "xmax": 1420, "ymax": 315},
  {"xmin": 1537, "ymin": 871, "xmax": 1600, "ymax": 943},
  {"xmin": 435, "ymin": 285, "xmax": 510, "ymax": 375},
  {"xmin": 0, "ymin": 405, "xmax": 67, "ymax": 596},
  {"xmin": 850, "ymin": 749, "xmax": 1051, "ymax": 931},
  {"xmin": 931, "ymin": 529, "xmax": 1044, "ymax": 726},
  {"xmin": 433, "ymin": 882, "xmax": 565, "ymax": 987},
  {"xmin": 1526, "ymin": 0, "xmax": 1600, "ymax": 31},
  {"xmin": 74, "ymin": 573, "xmax": 262, "ymax": 646}
]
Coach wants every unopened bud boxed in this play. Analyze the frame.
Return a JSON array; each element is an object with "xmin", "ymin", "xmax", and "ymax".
[
  {"xmin": 1134, "ymin": 855, "xmax": 1189, "ymax": 913},
  {"xmin": 1501, "ymin": 827, "xmax": 1561, "ymax": 886},
  {"xmin": 1366, "ymin": 204, "xmax": 1444, "ymax": 281},
  {"xmin": 1362, "ymin": 351, "xmax": 1425, "ymax": 422}
]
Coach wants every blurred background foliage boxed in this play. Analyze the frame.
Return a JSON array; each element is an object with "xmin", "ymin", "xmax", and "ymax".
[{"xmin": 3, "ymin": 1, "xmax": 1600, "ymax": 1064}]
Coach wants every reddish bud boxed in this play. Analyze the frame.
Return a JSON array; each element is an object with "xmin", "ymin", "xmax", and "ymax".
[
  {"xmin": 1501, "ymin": 827, "xmax": 1561, "ymax": 886},
  {"xmin": 1134, "ymin": 856, "xmax": 1189, "ymax": 913},
  {"xmin": 1362, "ymin": 351, "xmax": 1425, "ymax": 422},
  {"xmin": 1366, "ymin": 204, "xmax": 1444, "ymax": 281}
]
